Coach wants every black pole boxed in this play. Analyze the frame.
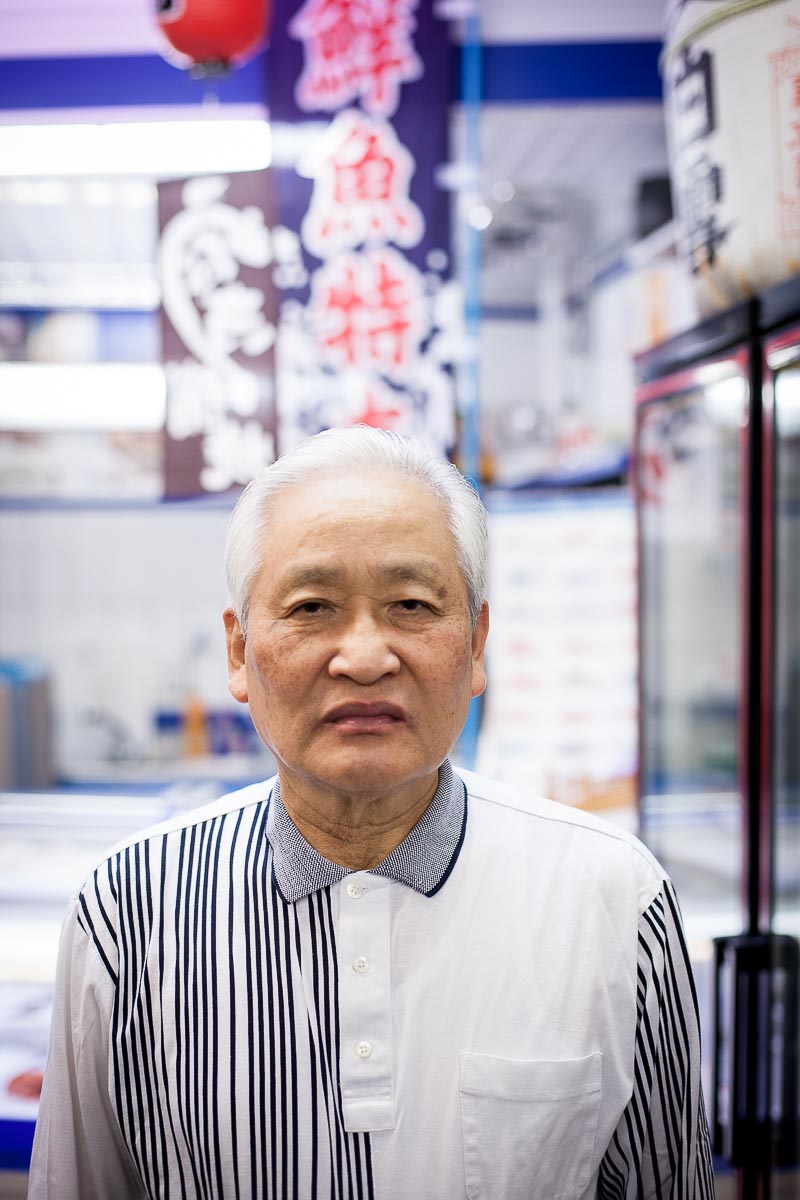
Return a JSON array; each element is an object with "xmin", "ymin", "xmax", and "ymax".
[{"xmin": 746, "ymin": 300, "xmax": 763, "ymax": 940}]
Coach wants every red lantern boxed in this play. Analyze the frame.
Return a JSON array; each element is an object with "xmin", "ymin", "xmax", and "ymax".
[{"xmin": 156, "ymin": 0, "xmax": 270, "ymax": 75}]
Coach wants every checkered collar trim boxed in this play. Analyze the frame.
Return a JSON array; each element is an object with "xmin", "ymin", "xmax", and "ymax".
[{"xmin": 266, "ymin": 759, "xmax": 467, "ymax": 903}]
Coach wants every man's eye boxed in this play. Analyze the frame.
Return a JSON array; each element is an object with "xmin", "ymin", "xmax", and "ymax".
[
  {"xmin": 397, "ymin": 599, "xmax": 428, "ymax": 612},
  {"xmin": 291, "ymin": 601, "xmax": 326, "ymax": 616}
]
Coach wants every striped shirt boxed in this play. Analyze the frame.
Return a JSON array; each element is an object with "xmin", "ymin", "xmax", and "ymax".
[{"xmin": 29, "ymin": 762, "xmax": 714, "ymax": 1199}]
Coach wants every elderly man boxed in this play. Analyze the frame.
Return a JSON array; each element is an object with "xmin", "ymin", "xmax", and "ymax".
[{"xmin": 30, "ymin": 426, "xmax": 713, "ymax": 1199}]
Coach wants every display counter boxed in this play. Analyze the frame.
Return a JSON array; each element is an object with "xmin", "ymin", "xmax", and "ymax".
[{"xmin": 0, "ymin": 780, "xmax": 250, "ymax": 1172}]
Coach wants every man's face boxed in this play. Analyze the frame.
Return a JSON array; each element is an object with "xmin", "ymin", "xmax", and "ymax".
[{"xmin": 224, "ymin": 471, "xmax": 488, "ymax": 805}]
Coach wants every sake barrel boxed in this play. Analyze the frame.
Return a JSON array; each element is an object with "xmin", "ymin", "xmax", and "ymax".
[{"xmin": 663, "ymin": 0, "xmax": 800, "ymax": 313}]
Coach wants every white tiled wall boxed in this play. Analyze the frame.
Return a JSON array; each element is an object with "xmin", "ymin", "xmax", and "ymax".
[{"xmin": 0, "ymin": 503, "xmax": 239, "ymax": 774}]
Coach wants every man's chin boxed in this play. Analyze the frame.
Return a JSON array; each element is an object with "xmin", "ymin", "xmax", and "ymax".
[{"xmin": 277, "ymin": 755, "xmax": 442, "ymax": 801}]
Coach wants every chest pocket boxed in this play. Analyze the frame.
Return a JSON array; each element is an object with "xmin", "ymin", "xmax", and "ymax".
[{"xmin": 459, "ymin": 1052, "xmax": 602, "ymax": 1200}]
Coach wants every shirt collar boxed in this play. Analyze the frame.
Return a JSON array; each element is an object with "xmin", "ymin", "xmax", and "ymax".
[{"xmin": 266, "ymin": 758, "xmax": 467, "ymax": 903}]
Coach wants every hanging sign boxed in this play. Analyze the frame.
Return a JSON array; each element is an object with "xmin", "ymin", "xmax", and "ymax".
[
  {"xmin": 158, "ymin": 170, "xmax": 278, "ymax": 496},
  {"xmin": 267, "ymin": 0, "xmax": 460, "ymax": 454}
]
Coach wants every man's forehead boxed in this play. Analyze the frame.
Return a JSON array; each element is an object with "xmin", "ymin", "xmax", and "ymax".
[
  {"xmin": 263, "ymin": 474, "xmax": 453, "ymax": 544},
  {"xmin": 256, "ymin": 474, "xmax": 465, "ymax": 599}
]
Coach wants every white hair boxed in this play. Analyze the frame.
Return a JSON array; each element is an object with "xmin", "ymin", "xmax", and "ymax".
[{"xmin": 225, "ymin": 426, "xmax": 487, "ymax": 636}]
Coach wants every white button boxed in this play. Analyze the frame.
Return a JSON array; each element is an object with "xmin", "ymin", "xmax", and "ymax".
[
  {"xmin": 355, "ymin": 1040, "xmax": 373, "ymax": 1059},
  {"xmin": 353, "ymin": 955, "xmax": 370, "ymax": 974},
  {"xmin": 346, "ymin": 880, "xmax": 365, "ymax": 898}
]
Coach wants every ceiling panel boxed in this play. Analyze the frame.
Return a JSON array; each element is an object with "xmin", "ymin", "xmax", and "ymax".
[
  {"xmin": 454, "ymin": 103, "xmax": 670, "ymax": 307},
  {"xmin": 477, "ymin": 0, "xmax": 665, "ymax": 42},
  {"xmin": 0, "ymin": 0, "xmax": 665, "ymax": 59},
  {"xmin": 0, "ymin": 0, "xmax": 162, "ymax": 57}
]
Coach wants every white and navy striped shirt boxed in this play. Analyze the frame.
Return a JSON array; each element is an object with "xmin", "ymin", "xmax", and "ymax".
[{"xmin": 30, "ymin": 762, "xmax": 714, "ymax": 1199}]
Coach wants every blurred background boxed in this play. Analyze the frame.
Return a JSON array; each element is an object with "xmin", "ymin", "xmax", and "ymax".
[{"xmin": 0, "ymin": 0, "xmax": 798, "ymax": 1194}]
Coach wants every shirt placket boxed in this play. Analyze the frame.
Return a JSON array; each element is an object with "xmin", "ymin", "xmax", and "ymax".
[{"xmin": 336, "ymin": 872, "xmax": 396, "ymax": 1132}]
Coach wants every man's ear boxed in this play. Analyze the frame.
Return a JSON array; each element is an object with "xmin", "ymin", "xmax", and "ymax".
[
  {"xmin": 223, "ymin": 609, "xmax": 249, "ymax": 704},
  {"xmin": 470, "ymin": 601, "xmax": 489, "ymax": 700}
]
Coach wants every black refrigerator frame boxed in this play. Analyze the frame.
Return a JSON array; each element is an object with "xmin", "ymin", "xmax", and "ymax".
[{"xmin": 634, "ymin": 277, "xmax": 800, "ymax": 1189}]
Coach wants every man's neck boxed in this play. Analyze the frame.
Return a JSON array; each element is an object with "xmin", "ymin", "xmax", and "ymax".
[{"xmin": 276, "ymin": 771, "xmax": 440, "ymax": 870}]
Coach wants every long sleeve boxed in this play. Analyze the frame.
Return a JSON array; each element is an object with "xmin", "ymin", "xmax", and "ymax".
[
  {"xmin": 27, "ymin": 896, "xmax": 145, "ymax": 1200},
  {"xmin": 598, "ymin": 879, "xmax": 715, "ymax": 1200}
]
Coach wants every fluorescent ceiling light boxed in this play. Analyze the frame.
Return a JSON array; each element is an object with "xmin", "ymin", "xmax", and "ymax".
[
  {"xmin": 0, "ymin": 273, "xmax": 160, "ymax": 311},
  {"xmin": 269, "ymin": 120, "xmax": 328, "ymax": 167},
  {"xmin": 0, "ymin": 364, "xmax": 166, "ymax": 430},
  {"xmin": 0, "ymin": 120, "xmax": 271, "ymax": 179}
]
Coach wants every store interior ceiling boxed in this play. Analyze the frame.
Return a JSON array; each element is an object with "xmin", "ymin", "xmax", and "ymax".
[
  {"xmin": 465, "ymin": 103, "xmax": 670, "ymax": 308},
  {"xmin": 1, "ymin": 0, "xmax": 667, "ymax": 57},
  {"xmin": 0, "ymin": 0, "xmax": 670, "ymax": 313}
]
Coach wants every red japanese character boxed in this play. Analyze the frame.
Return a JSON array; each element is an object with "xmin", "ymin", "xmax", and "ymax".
[
  {"xmin": 309, "ymin": 247, "xmax": 426, "ymax": 378},
  {"xmin": 300, "ymin": 110, "xmax": 423, "ymax": 257},
  {"xmin": 291, "ymin": 0, "xmax": 422, "ymax": 117},
  {"xmin": 350, "ymin": 378, "xmax": 408, "ymax": 429}
]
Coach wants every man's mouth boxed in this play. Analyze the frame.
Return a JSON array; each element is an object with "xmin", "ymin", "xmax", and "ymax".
[{"xmin": 323, "ymin": 702, "xmax": 407, "ymax": 731}]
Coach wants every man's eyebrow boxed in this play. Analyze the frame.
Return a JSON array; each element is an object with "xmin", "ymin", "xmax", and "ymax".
[
  {"xmin": 378, "ymin": 562, "xmax": 447, "ymax": 594},
  {"xmin": 277, "ymin": 560, "xmax": 448, "ymax": 595},
  {"xmin": 280, "ymin": 564, "xmax": 346, "ymax": 591}
]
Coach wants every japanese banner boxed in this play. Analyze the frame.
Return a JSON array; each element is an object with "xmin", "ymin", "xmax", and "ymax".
[
  {"xmin": 158, "ymin": 171, "xmax": 278, "ymax": 497},
  {"xmin": 268, "ymin": 0, "xmax": 459, "ymax": 454}
]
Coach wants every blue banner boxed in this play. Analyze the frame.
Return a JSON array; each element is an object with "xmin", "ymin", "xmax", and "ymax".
[{"xmin": 268, "ymin": 0, "xmax": 458, "ymax": 453}]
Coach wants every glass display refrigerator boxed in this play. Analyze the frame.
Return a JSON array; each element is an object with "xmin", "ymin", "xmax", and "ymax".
[{"xmin": 635, "ymin": 280, "xmax": 800, "ymax": 1197}]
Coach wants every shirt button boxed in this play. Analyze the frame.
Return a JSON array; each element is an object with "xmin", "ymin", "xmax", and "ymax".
[
  {"xmin": 355, "ymin": 1040, "xmax": 373, "ymax": 1059},
  {"xmin": 346, "ymin": 880, "xmax": 365, "ymax": 898},
  {"xmin": 353, "ymin": 955, "xmax": 370, "ymax": 974}
]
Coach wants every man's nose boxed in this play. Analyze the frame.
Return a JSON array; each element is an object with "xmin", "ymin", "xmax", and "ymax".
[{"xmin": 328, "ymin": 613, "xmax": 401, "ymax": 683}]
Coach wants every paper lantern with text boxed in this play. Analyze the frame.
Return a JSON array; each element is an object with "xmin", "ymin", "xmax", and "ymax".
[{"xmin": 156, "ymin": 0, "xmax": 270, "ymax": 75}]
